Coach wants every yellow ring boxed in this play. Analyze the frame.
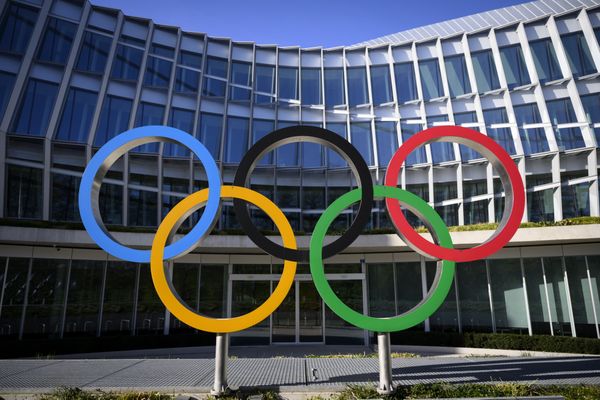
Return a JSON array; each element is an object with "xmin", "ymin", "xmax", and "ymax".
[{"xmin": 150, "ymin": 185, "xmax": 297, "ymax": 333}]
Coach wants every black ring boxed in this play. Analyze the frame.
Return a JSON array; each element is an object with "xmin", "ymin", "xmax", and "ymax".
[{"xmin": 233, "ymin": 125, "xmax": 374, "ymax": 262}]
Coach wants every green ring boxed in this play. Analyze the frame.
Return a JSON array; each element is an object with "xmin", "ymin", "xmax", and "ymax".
[{"xmin": 309, "ymin": 185, "xmax": 455, "ymax": 332}]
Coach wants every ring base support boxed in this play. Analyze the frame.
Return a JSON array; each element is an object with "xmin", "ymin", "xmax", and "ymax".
[
  {"xmin": 377, "ymin": 332, "xmax": 395, "ymax": 395},
  {"xmin": 211, "ymin": 333, "xmax": 230, "ymax": 396}
]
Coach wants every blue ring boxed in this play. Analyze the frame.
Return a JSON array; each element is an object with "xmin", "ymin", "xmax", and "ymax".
[{"xmin": 79, "ymin": 125, "xmax": 221, "ymax": 263}]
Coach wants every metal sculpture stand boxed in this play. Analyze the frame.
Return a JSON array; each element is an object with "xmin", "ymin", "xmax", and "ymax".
[
  {"xmin": 377, "ymin": 332, "xmax": 394, "ymax": 395},
  {"xmin": 211, "ymin": 333, "xmax": 230, "ymax": 396}
]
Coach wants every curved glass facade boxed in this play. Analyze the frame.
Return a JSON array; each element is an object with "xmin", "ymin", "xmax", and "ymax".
[{"xmin": 0, "ymin": 0, "xmax": 599, "ymax": 346}]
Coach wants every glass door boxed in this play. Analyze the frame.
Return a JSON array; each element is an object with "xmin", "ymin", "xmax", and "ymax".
[
  {"xmin": 299, "ymin": 280, "xmax": 323, "ymax": 342},
  {"xmin": 271, "ymin": 282, "xmax": 295, "ymax": 342}
]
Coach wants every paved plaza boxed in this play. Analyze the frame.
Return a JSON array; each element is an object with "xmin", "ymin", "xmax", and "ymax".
[{"xmin": 0, "ymin": 346, "xmax": 599, "ymax": 394}]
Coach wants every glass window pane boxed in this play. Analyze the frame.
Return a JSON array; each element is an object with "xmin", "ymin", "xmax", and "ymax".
[
  {"xmin": 224, "ymin": 117, "xmax": 249, "ymax": 163},
  {"xmin": 489, "ymin": 259, "xmax": 528, "ymax": 333},
  {"xmin": 111, "ymin": 44, "xmax": 143, "ymax": 81},
  {"xmin": 99, "ymin": 183, "xmax": 123, "ymax": 225},
  {"xmin": 278, "ymin": 66, "xmax": 298, "ymax": 100},
  {"xmin": 5, "ymin": 165, "xmax": 43, "ymax": 219},
  {"xmin": 375, "ymin": 121, "xmax": 397, "ymax": 166},
  {"xmin": 199, "ymin": 264, "xmax": 226, "ymax": 318},
  {"xmin": 12, "ymin": 79, "xmax": 58, "ymax": 137},
  {"xmin": 202, "ymin": 76, "xmax": 226, "ymax": 98},
  {"xmin": 587, "ymin": 256, "xmax": 600, "ymax": 332},
  {"xmin": 76, "ymin": 31, "xmax": 111, "ymax": 74},
  {"xmin": 23, "ymin": 259, "xmax": 69, "ymax": 338},
  {"xmin": 170, "ymin": 263, "xmax": 199, "ymax": 333},
  {"xmin": 483, "ymin": 108, "xmax": 515, "ymax": 154},
  {"xmin": 199, "ymin": 113, "xmax": 222, "ymax": 160},
  {"xmin": 231, "ymin": 61, "xmax": 251, "ymax": 85},
  {"xmin": 427, "ymin": 115, "xmax": 454, "ymax": 163},
  {"xmin": 472, "ymin": 50, "xmax": 500, "ymax": 93},
  {"xmin": 128, "ymin": 189, "xmax": 157, "ymax": 226},
  {"xmin": 580, "ymin": 93, "xmax": 600, "ymax": 144},
  {"xmin": 325, "ymin": 280, "xmax": 364, "ymax": 344},
  {"xmin": 324, "ymin": 68, "xmax": 345, "ymax": 107},
  {"xmin": 426, "ymin": 261, "xmax": 459, "ymax": 332},
  {"xmin": 394, "ymin": 62, "xmax": 418, "ymax": 103},
  {"xmin": 164, "ymin": 108, "xmax": 194, "ymax": 157},
  {"xmin": 102, "ymin": 261, "xmax": 137, "ymax": 335},
  {"xmin": 205, "ymin": 56, "xmax": 227, "ymax": 77},
  {"xmin": 394, "ymin": 262, "xmax": 424, "ymax": 330},
  {"xmin": 36, "ymin": 17, "xmax": 77, "ymax": 64},
  {"xmin": 368, "ymin": 263, "xmax": 395, "ymax": 317},
  {"xmin": 143, "ymin": 56, "xmax": 172, "ymax": 88},
  {"xmin": 136, "ymin": 264, "xmax": 165, "ymax": 334},
  {"xmin": 252, "ymin": 119, "xmax": 275, "ymax": 165},
  {"xmin": 150, "ymin": 43, "xmax": 174, "ymax": 58},
  {"xmin": 178, "ymin": 50, "xmax": 202, "ymax": 69},
  {"xmin": 565, "ymin": 256, "xmax": 598, "ymax": 337},
  {"xmin": 231, "ymin": 280, "xmax": 270, "ymax": 345},
  {"xmin": 401, "ymin": 123, "xmax": 427, "ymax": 165},
  {"xmin": 513, "ymin": 103, "xmax": 549, "ymax": 155},
  {"xmin": 418, "ymin": 59, "xmax": 443, "ymax": 100},
  {"xmin": 499, "ymin": 44, "xmax": 530, "ymax": 89},
  {"xmin": 51, "ymin": 173, "xmax": 80, "ymax": 221},
  {"xmin": 276, "ymin": 121, "xmax": 299, "ymax": 167},
  {"xmin": 464, "ymin": 200, "xmax": 489, "ymax": 225},
  {"xmin": 327, "ymin": 122, "xmax": 348, "ymax": 168},
  {"xmin": 530, "ymin": 38, "xmax": 562, "ymax": 83},
  {"xmin": 174, "ymin": 67, "xmax": 199, "ymax": 94},
  {"xmin": 56, "ymin": 88, "xmax": 98, "ymax": 142},
  {"xmin": 435, "ymin": 204, "xmax": 459, "ymax": 227},
  {"xmin": 561, "ymin": 32, "xmax": 597, "ymax": 78},
  {"xmin": 133, "ymin": 102, "xmax": 164, "ymax": 153},
  {"xmin": 254, "ymin": 64, "xmax": 275, "ymax": 102},
  {"xmin": 562, "ymin": 172, "xmax": 590, "ymax": 218},
  {"xmin": 546, "ymin": 98, "xmax": 586, "ymax": 150},
  {"xmin": 454, "ymin": 111, "xmax": 481, "ymax": 160},
  {"xmin": 301, "ymin": 68, "xmax": 321, "ymax": 105},
  {"xmin": 94, "ymin": 96, "xmax": 132, "ymax": 146},
  {"xmin": 543, "ymin": 257, "xmax": 573, "ymax": 336},
  {"xmin": 370, "ymin": 65, "xmax": 392, "ymax": 105},
  {"xmin": 0, "ymin": 3, "xmax": 38, "ymax": 54},
  {"xmin": 0, "ymin": 258, "xmax": 29, "ymax": 339},
  {"xmin": 64, "ymin": 260, "xmax": 104, "ymax": 337},
  {"xmin": 350, "ymin": 122, "xmax": 373, "ymax": 165},
  {"xmin": 457, "ymin": 261, "xmax": 493, "ymax": 332},
  {"xmin": 0, "ymin": 71, "xmax": 16, "ymax": 120},
  {"xmin": 523, "ymin": 257, "xmax": 552, "ymax": 335},
  {"xmin": 444, "ymin": 55, "xmax": 471, "ymax": 97}
]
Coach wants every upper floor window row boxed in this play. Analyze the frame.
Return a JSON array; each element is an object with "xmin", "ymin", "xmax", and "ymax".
[
  {"xmin": 0, "ymin": 2, "xmax": 39, "ymax": 55},
  {"xmin": 36, "ymin": 17, "xmax": 77, "ymax": 65}
]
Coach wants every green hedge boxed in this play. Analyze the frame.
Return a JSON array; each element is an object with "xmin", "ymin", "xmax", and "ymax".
[{"xmin": 389, "ymin": 331, "xmax": 600, "ymax": 354}]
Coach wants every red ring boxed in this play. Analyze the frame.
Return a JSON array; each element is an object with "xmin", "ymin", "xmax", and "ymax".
[{"xmin": 384, "ymin": 126, "xmax": 525, "ymax": 262}]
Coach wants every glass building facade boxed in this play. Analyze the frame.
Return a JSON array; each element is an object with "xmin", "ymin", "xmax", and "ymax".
[{"xmin": 0, "ymin": 0, "xmax": 599, "ymax": 346}]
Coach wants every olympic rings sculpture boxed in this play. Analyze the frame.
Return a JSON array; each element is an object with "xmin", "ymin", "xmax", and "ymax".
[{"xmin": 79, "ymin": 124, "xmax": 525, "ymax": 333}]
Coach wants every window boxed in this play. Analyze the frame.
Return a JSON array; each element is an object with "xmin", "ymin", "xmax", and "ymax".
[
  {"xmin": 499, "ymin": 44, "xmax": 530, "ymax": 89},
  {"xmin": 133, "ymin": 102, "xmax": 164, "ymax": 152},
  {"xmin": 174, "ymin": 67, "xmax": 199, "ymax": 93},
  {"xmin": 203, "ymin": 57, "xmax": 227, "ymax": 97},
  {"xmin": 370, "ymin": 65, "xmax": 392, "ymax": 105},
  {"xmin": 36, "ymin": 17, "xmax": 77, "ymax": 64},
  {"xmin": 99, "ymin": 183, "xmax": 123, "ymax": 225},
  {"xmin": 198, "ymin": 113, "xmax": 222, "ymax": 160},
  {"xmin": 224, "ymin": 117, "xmax": 249, "ymax": 163},
  {"xmin": 327, "ymin": 123, "xmax": 348, "ymax": 168},
  {"xmin": 394, "ymin": 62, "xmax": 418, "ymax": 103},
  {"xmin": 0, "ymin": 3, "xmax": 38, "ymax": 54},
  {"xmin": 0, "ymin": 71, "xmax": 16, "ymax": 120},
  {"xmin": 434, "ymin": 181, "xmax": 457, "ymax": 203},
  {"xmin": 56, "ymin": 88, "xmax": 97, "ymax": 143},
  {"xmin": 457, "ymin": 261, "xmax": 492, "ymax": 332},
  {"xmin": 401, "ymin": 123, "xmax": 427, "ymax": 165},
  {"xmin": 276, "ymin": 121, "xmax": 299, "ymax": 167},
  {"xmin": 254, "ymin": 64, "xmax": 275, "ymax": 104},
  {"xmin": 143, "ymin": 56, "xmax": 172, "ymax": 88},
  {"xmin": 347, "ymin": 67, "xmax": 368, "ymax": 106},
  {"xmin": 64, "ymin": 260, "xmax": 104, "ymax": 336},
  {"xmin": 375, "ymin": 121, "xmax": 397, "ymax": 166},
  {"xmin": 562, "ymin": 172, "xmax": 590, "ymax": 218},
  {"xmin": 527, "ymin": 174, "xmax": 554, "ymax": 222},
  {"xmin": 561, "ymin": 32, "xmax": 596, "ymax": 78},
  {"xmin": 489, "ymin": 258, "xmax": 528, "ymax": 333},
  {"xmin": 434, "ymin": 204, "xmax": 458, "ymax": 227},
  {"xmin": 94, "ymin": 95, "xmax": 132, "ymax": 146},
  {"xmin": 472, "ymin": 50, "xmax": 500, "ymax": 93},
  {"xmin": 427, "ymin": 115, "xmax": 454, "ymax": 163},
  {"xmin": 464, "ymin": 199, "xmax": 489, "ymax": 225},
  {"xmin": 178, "ymin": 50, "xmax": 202, "ymax": 69},
  {"xmin": 101, "ymin": 261, "xmax": 136, "ymax": 335},
  {"xmin": 513, "ymin": 103, "xmax": 549, "ymax": 154},
  {"xmin": 12, "ymin": 79, "xmax": 58, "ymax": 136},
  {"xmin": 529, "ymin": 38, "xmax": 562, "ymax": 83},
  {"xmin": 302, "ymin": 123, "xmax": 324, "ymax": 168},
  {"xmin": 324, "ymin": 68, "xmax": 345, "ymax": 107},
  {"xmin": 205, "ymin": 56, "xmax": 227, "ymax": 77},
  {"xmin": 252, "ymin": 119, "xmax": 275, "ymax": 165},
  {"xmin": 5, "ymin": 165, "xmax": 42, "ymax": 219},
  {"xmin": 483, "ymin": 108, "xmax": 515, "ymax": 155},
  {"xmin": 301, "ymin": 68, "xmax": 321, "ymax": 105},
  {"xmin": 128, "ymin": 189, "xmax": 157, "ymax": 226},
  {"xmin": 454, "ymin": 111, "xmax": 481, "ymax": 161},
  {"xmin": 278, "ymin": 66, "xmax": 298, "ymax": 100},
  {"xmin": 51, "ymin": 173, "xmax": 80, "ymax": 221},
  {"xmin": 229, "ymin": 61, "xmax": 251, "ymax": 101},
  {"xmin": 350, "ymin": 122, "xmax": 374, "ymax": 165},
  {"xmin": 418, "ymin": 58, "xmax": 443, "ymax": 100},
  {"xmin": 111, "ymin": 44, "xmax": 143, "ymax": 81},
  {"xmin": 546, "ymin": 98, "xmax": 586, "ymax": 150},
  {"xmin": 444, "ymin": 55, "xmax": 471, "ymax": 97},
  {"xmin": 580, "ymin": 93, "xmax": 600, "ymax": 144},
  {"xmin": 76, "ymin": 31, "xmax": 111, "ymax": 73},
  {"xmin": 164, "ymin": 108, "xmax": 194, "ymax": 157},
  {"xmin": 150, "ymin": 43, "xmax": 174, "ymax": 58}
]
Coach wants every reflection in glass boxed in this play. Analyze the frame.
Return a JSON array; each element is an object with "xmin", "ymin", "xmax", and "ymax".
[
  {"xmin": 546, "ymin": 98, "xmax": 586, "ymax": 150},
  {"xmin": 375, "ymin": 121, "xmax": 398, "ymax": 166},
  {"xmin": 426, "ymin": 262, "xmax": 459, "ymax": 332},
  {"xmin": 64, "ymin": 260, "xmax": 104, "ymax": 336},
  {"xmin": 454, "ymin": 111, "xmax": 481, "ymax": 161},
  {"xmin": 136, "ymin": 265, "xmax": 165, "ymax": 334},
  {"xmin": 368, "ymin": 263, "xmax": 395, "ymax": 317},
  {"xmin": 278, "ymin": 67, "xmax": 298, "ymax": 100},
  {"xmin": 111, "ymin": 44, "xmax": 143, "ymax": 81},
  {"xmin": 401, "ymin": 123, "xmax": 427, "ymax": 165},
  {"xmin": 529, "ymin": 38, "xmax": 562, "ymax": 83},
  {"xmin": 347, "ymin": 67, "xmax": 369, "ymax": 106},
  {"xmin": 325, "ymin": 280, "xmax": 363, "ymax": 344},
  {"xmin": 370, "ymin": 65, "xmax": 392, "ymax": 105},
  {"xmin": 561, "ymin": 32, "xmax": 596, "ymax": 78},
  {"xmin": 324, "ymin": 68, "xmax": 345, "ymax": 107},
  {"xmin": 133, "ymin": 102, "xmax": 164, "ymax": 153},
  {"xmin": 198, "ymin": 113, "xmax": 222, "ymax": 160},
  {"xmin": 51, "ymin": 173, "xmax": 80, "ymax": 222},
  {"xmin": 302, "ymin": 68, "xmax": 322, "ymax": 105},
  {"xmin": 5, "ymin": 165, "xmax": 43, "ymax": 219},
  {"xmin": 12, "ymin": 79, "xmax": 58, "ymax": 137},
  {"xmin": 489, "ymin": 259, "xmax": 528, "ymax": 333},
  {"xmin": 224, "ymin": 117, "xmax": 249, "ymax": 163},
  {"xmin": 56, "ymin": 88, "xmax": 98, "ymax": 142},
  {"xmin": 394, "ymin": 62, "xmax": 418, "ymax": 103},
  {"xmin": 565, "ymin": 256, "xmax": 597, "ymax": 337},
  {"xmin": 36, "ymin": 17, "xmax": 77, "ymax": 64},
  {"xmin": 523, "ymin": 258, "xmax": 551, "ymax": 334},
  {"xmin": 457, "ymin": 261, "xmax": 492, "ymax": 332},
  {"xmin": 231, "ymin": 280, "xmax": 270, "ymax": 345},
  {"xmin": 483, "ymin": 108, "xmax": 515, "ymax": 155},
  {"xmin": 513, "ymin": 103, "xmax": 549, "ymax": 155},
  {"xmin": 199, "ymin": 265, "xmax": 226, "ymax": 318},
  {"xmin": 471, "ymin": 50, "xmax": 500, "ymax": 93},
  {"xmin": 300, "ymin": 280, "xmax": 323, "ymax": 342},
  {"xmin": 94, "ymin": 95, "xmax": 132, "ymax": 146},
  {"xmin": 418, "ymin": 59, "xmax": 443, "ymax": 100},
  {"xmin": 272, "ymin": 282, "xmax": 295, "ymax": 342},
  {"xmin": 544, "ymin": 257, "xmax": 572, "ymax": 336},
  {"xmin": 102, "ymin": 262, "xmax": 136, "ymax": 335},
  {"xmin": 499, "ymin": 45, "xmax": 530, "ymax": 89},
  {"xmin": 128, "ymin": 189, "xmax": 157, "ymax": 227},
  {"xmin": 394, "ymin": 262, "xmax": 424, "ymax": 331},
  {"xmin": 350, "ymin": 122, "xmax": 374, "ymax": 165},
  {"xmin": 444, "ymin": 55, "xmax": 471, "ymax": 97},
  {"xmin": 0, "ymin": 258, "xmax": 29, "ymax": 338},
  {"xmin": 0, "ymin": 3, "xmax": 38, "ymax": 54}
]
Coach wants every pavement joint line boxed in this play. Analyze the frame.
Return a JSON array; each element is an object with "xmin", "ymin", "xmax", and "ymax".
[
  {"xmin": 0, "ymin": 360, "xmax": 64, "ymax": 380},
  {"xmin": 80, "ymin": 359, "xmax": 146, "ymax": 388}
]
